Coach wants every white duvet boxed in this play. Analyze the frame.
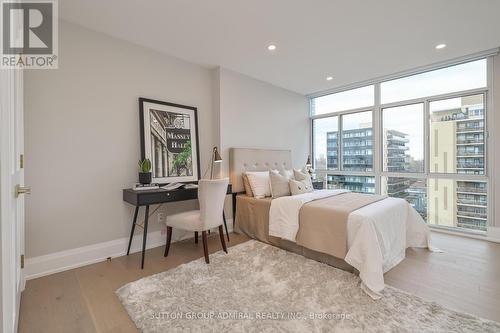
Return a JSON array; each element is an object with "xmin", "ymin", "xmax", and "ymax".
[{"xmin": 269, "ymin": 189, "xmax": 438, "ymax": 299}]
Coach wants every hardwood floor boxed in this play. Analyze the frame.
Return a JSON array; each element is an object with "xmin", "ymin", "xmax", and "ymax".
[
  {"xmin": 385, "ymin": 232, "xmax": 500, "ymax": 323},
  {"xmin": 19, "ymin": 232, "xmax": 500, "ymax": 332}
]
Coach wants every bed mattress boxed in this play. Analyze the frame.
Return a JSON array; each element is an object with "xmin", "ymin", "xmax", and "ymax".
[{"xmin": 235, "ymin": 194, "xmax": 355, "ymax": 273}]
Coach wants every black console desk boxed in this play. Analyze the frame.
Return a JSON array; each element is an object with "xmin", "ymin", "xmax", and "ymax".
[{"xmin": 123, "ymin": 184, "xmax": 232, "ymax": 269}]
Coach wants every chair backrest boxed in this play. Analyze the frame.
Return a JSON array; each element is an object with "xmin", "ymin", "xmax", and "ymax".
[{"xmin": 198, "ymin": 178, "xmax": 229, "ymax": 230}]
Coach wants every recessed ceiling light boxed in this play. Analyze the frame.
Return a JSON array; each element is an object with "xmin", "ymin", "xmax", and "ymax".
[
  {"xmin": 435, "ymin": 43, "xmax": 447, "ymax": 50},
  {"xmin": 267, "ymin": 44, "xmax": 277, "ymax": 51},
  {"xmin": 326, "ymin": 76, "xmax": 333, "ymax": 81}
]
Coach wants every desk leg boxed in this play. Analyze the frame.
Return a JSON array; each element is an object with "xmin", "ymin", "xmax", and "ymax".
[
  {"xmin": 126, "ymin": 206, "xmax": 139, "ymax": 255},
  {"xmin": 141, "ymin": 205, "xmax": 150, "ymax": 269},
  {"xmin": 223, "ymin": 211, "xmax": 230, "ymax": 242},
  {"xmin": 232, "ymin": 193, "xmax": 237, "ymax": 228}
]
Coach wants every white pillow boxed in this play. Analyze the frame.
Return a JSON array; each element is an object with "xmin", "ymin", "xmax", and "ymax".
[
  {"xmin": 245, "ymin": 171, "xmax": 271, "ymax": 198},
  {"xmin": 280, "ymin": 168, "xmax": 294, "ymax": 179},
  {"xmin": 269, "ymin": 171, "xmax": 291, "ymax": 198},
  {"xmin": 293, "ymin": 169, "xmax": 313, "ymax": 188},
  {"xmin": 289, "ymin": 179, "xmax": 313, "ymax": 195}
]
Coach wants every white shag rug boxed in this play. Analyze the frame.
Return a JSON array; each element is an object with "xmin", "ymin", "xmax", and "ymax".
[{"xmin": 117, "ymin": 240, "xmax": 500, "ymax": 333}]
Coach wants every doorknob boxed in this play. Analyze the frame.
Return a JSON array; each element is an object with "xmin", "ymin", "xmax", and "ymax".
[{"xmin": 15, "ymin": 185, "xmax": 31, "ymax": 198}]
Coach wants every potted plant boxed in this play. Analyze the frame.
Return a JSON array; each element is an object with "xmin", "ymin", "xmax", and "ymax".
[{"xmin": 138, "ymin": 158, "xmax": 152, "ymax": 184}]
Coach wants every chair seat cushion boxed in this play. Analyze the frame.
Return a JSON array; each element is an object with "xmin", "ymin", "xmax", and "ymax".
[{"xmin": 166, "ymin": 210, "xmax": 205, "ymax": 231}]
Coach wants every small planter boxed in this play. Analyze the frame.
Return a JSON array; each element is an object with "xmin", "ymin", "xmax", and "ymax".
[{"xmin": 138, "ymin": 172, "xmax": 152, "ymax": 184}]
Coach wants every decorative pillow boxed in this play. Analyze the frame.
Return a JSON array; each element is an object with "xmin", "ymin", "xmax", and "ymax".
[
  {"xmin": 269, "ymin": 171, "xmax": 291, "ymax": 198},
  {"xmin": 280, "ymin": 168, "xmax": 294, "ymax": 180},
  {"xmin": 245, "ymin": 171, "xmax": 271, "ymax": 198},
  {"xmin": 293, "ymin": 169, "xmax": 313, "ymax": 188},
  {"xmin": 289, "ymin": 179, "xmax": 313, "ymax": 195},
  {"xmin": 242, "ymin": 174, "xmax": 254, "ymax": 197}
]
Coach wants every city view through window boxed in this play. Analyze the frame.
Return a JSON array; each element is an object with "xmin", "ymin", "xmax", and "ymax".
[{"xmin": 311, "ymin": 59, "xmax": 489, "ymax": 233}]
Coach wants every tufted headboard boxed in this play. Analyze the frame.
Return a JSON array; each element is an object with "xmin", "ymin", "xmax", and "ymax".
[{"xmin": 229, "ymin": 148, "xmax": 292, "ymax": 193}]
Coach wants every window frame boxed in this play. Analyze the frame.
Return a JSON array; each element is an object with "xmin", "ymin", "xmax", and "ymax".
[
  {"xmin": 311, "ymin": 107, "xmax": 376, "ymax": 176},
  {"xmin": 309, "ymin": 55, "xmax": 494, "ymax": 233},
  {"xmin": 381, "ymin": 101, "xmax": 425, "ymax": 174}
]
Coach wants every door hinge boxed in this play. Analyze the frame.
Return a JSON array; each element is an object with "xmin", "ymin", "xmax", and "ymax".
[
  {"xmin": 20, "ymin": 154, "xmax": 24, "ymax": 169},
  {"xmin": 21, "ymin": 254, "xmax": 25, "ymax": 269}
]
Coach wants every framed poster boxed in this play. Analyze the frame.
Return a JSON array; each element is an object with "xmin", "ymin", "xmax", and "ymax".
[{"xmin": 139, "ymin": 97, "xmax": 200, "ymax": 184}]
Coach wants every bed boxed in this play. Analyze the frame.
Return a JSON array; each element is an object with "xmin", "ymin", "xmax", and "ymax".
[{"xmin": 229, "ymin": 148, "xmax": 436, "ymax": 299}]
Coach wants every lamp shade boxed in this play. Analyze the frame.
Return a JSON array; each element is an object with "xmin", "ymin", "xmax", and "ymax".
[
  {"xmin": 213, "ymin": 147, "xmax": 222, "ymax": 163},
  {"xmin": 306, "ymin": 155, "xmax": 312, "ymax": 166}
]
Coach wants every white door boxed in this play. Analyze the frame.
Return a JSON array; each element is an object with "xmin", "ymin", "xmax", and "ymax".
[{"xmin": 0, "ymin": 66, "xmax": 26, "ymax": 333}]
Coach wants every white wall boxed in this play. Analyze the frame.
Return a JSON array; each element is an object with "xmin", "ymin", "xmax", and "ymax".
[
  {"xmin": 217, "ymin": 67, "xmax": 309, "ymax": 174},
  {"xmin": 24, "ymin": 21, "xmax": 217, "ymax": 257},
  {"xmin": 24, "ymin": 22, "xmax": 311, "ymax": 259}
]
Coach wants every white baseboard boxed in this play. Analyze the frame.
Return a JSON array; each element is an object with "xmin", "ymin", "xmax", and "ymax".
[{"xmin": 24, "ymin": 219, "xmax": 233, "ymax": 281}]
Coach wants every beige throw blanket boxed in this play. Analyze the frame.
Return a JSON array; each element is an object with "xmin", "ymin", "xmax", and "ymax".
[{"xmin": 296, "ymin": 192, "xmax": 386, "ymax": 259}]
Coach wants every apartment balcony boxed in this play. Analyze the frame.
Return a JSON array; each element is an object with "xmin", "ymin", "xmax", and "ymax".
[
  {"xmin": 456, "ymin": 126, "xmax": 484, "ymax": 133},
  {"xmin": 343, "ymin": 167, "xmax": 374, "ymax": 172},
  {"xmin": 343, "ymin": 152, "xmax": 371, "ymax": 156},
  {"xmin": 456, "ymin": 152, "xmax": 484, "ymax": 157},
  {"xmin": 387, "ymin": 137, "xmax": 409, "ymax": 143},
  {"xmin": 456, "ymin": 186, "xmax": 487, "ymax": 194},
  {"xmin": 386, "ymin": 177, "xmax": 409, "ymax": 184},
  {"xmin": 386, "ymin": 158, "xmax": 406, "ymax": 164},
  {"xmin": 386, "ymin": 144, "xmax": 410, "ymax": 151},
  {"xmin": 343, "ymin": 132, "xmax": 372, "ymax": 138},
  {"xmin": 456, "ymin": 218, "xmax": 487, "ymax": 232},
  {"xmin": 456, "ymin": 211, "xmax": 487, "ymax": 219},
  {"xmin": 456, "ymin": 139, "xmax": 484, "ymax": 145},
  {"xmin": 456, "ymin": 164, "xmax": 483, "ymax": 170},
  {"xmin": 343, "ymin": 161, "xmax": 373, "ymax": 166},
  {"xmin": 344, "ymin": 144, "xmax": 372, "ymax": 148},
  {"xmin": 457, "ymin": 199, "xmax": 487, "ymax": 206},
  {"xmin": 387, "ymin": 164, "xmax": 407, "ymax": 169},
  {"xmin": 387, "ymin": 191, "xmax": 409, "ymax": 198},
  {"xmin": 388, "ymin": 184, "xmax": 409, "ymax": 193},
  {"xmin": 344, "ymin": 180, "xmax": 375, "ymax": 186}
]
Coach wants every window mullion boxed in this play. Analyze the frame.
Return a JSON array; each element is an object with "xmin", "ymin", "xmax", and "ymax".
[
  {"xmin": 338, "ymin": 115, "xmax": 343, "ymax": 172},
  {"xmin": 424, "ymin": 99, "xmax": 430, "ymax": 177},
  {"xmin": 486, "ymin": 56, "xmax": 494, "ymax": 229},
  {"xmin": 374, "ymin": 83, "xmax": 382, "ymax": 194}
]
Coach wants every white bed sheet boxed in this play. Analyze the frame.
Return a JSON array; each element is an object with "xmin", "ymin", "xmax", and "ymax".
[{"xmin": 269, "ymin": 190, "xmax": 437, "ymax": 299}]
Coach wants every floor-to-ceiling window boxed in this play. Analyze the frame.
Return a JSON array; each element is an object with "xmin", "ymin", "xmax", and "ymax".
[{"xmin": 310, "ymin": 57, "xmax": 492, "ymax": 234}]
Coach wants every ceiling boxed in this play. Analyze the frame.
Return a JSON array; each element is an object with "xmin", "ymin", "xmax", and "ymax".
[{"xmin": 60, "ymin": 0, "xmax": 500, "ymax": 95}]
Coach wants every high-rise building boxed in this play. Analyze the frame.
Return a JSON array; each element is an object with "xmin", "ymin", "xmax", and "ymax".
[
  {"xmin": 326, "ymin": 132, "xmax": 338, "ymax": 170},
  {"xmin": 382, "ymin": 130, "xmax": 427, "ymax": 219},
  {"xmin": 383, "ymin": 129, "xmax": 409, "ymax": 173},
  {"xmin": 341, "ymin": 126, "xmax": 373, "ymax": 172},
  {"xmin": 429, "ymin": 95, "xmax": 487, "ymax": 232},
  {"xmin": 326, "ymin": 125, "xmax": 375, "ymax": 193},
  {"xmin": 325, "ymin": 126, "xmax": 429, "ymax": 217},
  {"xmin": 325, "ymin": 126, "xmax": 419, "ymax": 197}
]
